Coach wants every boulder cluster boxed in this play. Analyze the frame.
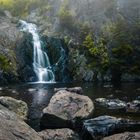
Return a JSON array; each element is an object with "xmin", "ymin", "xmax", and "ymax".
[{"xmin": 0, "ymin": 87, "xmax": 139, "ymax": 140}]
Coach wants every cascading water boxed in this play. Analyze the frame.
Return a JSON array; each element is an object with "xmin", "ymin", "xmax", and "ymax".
[{"xmin": 19, "ymin": 20, "xmax": 55, "ymax": 82}]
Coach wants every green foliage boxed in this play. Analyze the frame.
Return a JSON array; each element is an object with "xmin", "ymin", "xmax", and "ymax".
[
  {"xmin": 112, "ymin": 45, "xmax": 133, "ymax": 58},
  {"xmin": 102, "ymin": 17, "xmax": 140, "ymax": 78},
  {"xmin": 83, "ymin": 33, "xmax": 109, "ymax": 74},
  {"xmin": 75, "ymin": 22, "xmax": 91, "ymax": 42},
  {"xmin": 0, "ymin": 0, "xmax": 49, "ymax": 17},
  {"xmin": 12, "ymin": 0, "xmax": 29, "ymax": 17},
  {"xmin": 0, "ymin": 55, "xmax": 11, "ymax": 72},
  {"xmin": 83, "ymin": 33, "xmax": 94, "ymax": 50},
  {"xmin": 0, "ymin": 0, "xmax": 13, "ymax": 8}
]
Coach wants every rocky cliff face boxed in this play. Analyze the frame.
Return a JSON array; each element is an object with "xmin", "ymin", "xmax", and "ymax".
[
  {"xmin": 0, "ymin": 0, "xmax": 140, "ymax": 83},
  {"xmin": 0, "ymin": 12, "xmax": 72, "ymax": 83},
  {"xmin": 25, "ymin": 0, "xmax": 140, "ymax": 82},
  {"xmin": 26, "ymin": 0, "xmax": 140, "ymax": 36},
  {"xmin": 42, "ymin": 36, "xmax": 71, "ymax": 82},
  {"xmin": 0, "ymin": 12, "xmax": 37, "ymax": 83},
  {"xmin": 0, "ymin": 13, "xmax": 23, "ymax": 84}
]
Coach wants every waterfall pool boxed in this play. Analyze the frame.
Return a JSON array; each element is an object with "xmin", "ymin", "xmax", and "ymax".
[{"xmin": 0, "ymin": 82, "xmax": 140, "ymax": 131}]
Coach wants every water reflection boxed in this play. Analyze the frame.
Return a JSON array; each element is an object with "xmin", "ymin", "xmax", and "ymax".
[{"xmin": 32, "ymin": 88, "xmax": 47, "ymax": 105}]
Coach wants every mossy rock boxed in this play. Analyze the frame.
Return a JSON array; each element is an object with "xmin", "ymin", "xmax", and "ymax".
[{"xmin": 0, "ymin": 96, "xmax": 28, "ymax": 120}]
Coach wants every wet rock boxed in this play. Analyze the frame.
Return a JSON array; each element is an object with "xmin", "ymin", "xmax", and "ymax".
[
  {"xmin": 83, "ymin": 70, "xmax": 94, "ymax": 82},
  {"xmin": 95, "ymin": 98, "xmax": 107, "ymax": 106},
  {"xmin": 39, "ymin": 128, "xmax": 80, "ymax": 140},
  {"xmin": 68, "ymin": 48, "xmax": 94, "ymax": 82},
  {"xmin": 54, "ymin": 87, "xmax": 83, "ymax": 94},
  {"xmin": 28, "ymin": 88, "xmax": 38, "ymax": 92},
  {"xmin": 103, "ymin": 85, "xmax": 113, "ymax": 88},
  {"xmin": 11, "ymin": 89, "xmax": 18, "ymax": 94},
  {"xmin": 136, "ymin": 96, "xmax": 140, "ymax": 100},
  {"xmin": 126, "ymin": 100, "xmax": 140, "ymax": 114},
  {"xmin": 107, "ymin": 94, "xmax": 114, "ymax": 99},
  {"xmin": 95, "ymin": 98, "xmax": 127, "ymax": 110},
  {"xmin": 115, "ymin": 90, "xmax": 124, "ymax": 94},
  {"xmin": 41, "ymin": 89, "xmax": 94, "ymax": 129},
  {"xmin": 43, "ymin": 37, "xmax": 69, "ymax": 82},
  {"xmin": 136, "ymin": 88, "xmax": 140, "ymax": 91},
  {"xmin": 122, "ymin": 74, "xmax": 140, "ymax": 82},
  {"xmin": 103, "ymin": 131, "xmax": 140, "ymax": 140},
  {"xmin": 0, "ymin": 96, "xmax": 28, "ymax": 120},
  {"xmin": 0, "ymin": 104, "xmax": 42, "ymax": 140},
  {"xmin": 83, "ymin": 116, "xmax": 140, "ymax": 139}
]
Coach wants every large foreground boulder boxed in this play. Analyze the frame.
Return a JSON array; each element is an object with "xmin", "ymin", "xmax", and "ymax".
[
  {"xmin": 41, "ymin": 89, "xmax": 94, "ymax": 129},
  {"xmin": 103, "ymin": 131, "xmax": 140, "ymax": 140},
  {"xmin": 0, "ymin": 96, "xmax": 28, "ymax": 120},
  {"xmin": 43, "ymin": 90, "xmax": 94, "ymax": 120},
  {"xmin": 39, "ymin": 128, "xmax": 80, "ymax": 140},
  {"xmin": 0, "ymin": 104, "xmax": 42, "ymax": 140},
  {"xmin": 82, "ymin": 116, "xmax": 140, "ymax": 140}
]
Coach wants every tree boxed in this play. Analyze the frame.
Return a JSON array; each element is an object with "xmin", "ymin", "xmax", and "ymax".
[
  {"xmin": 83, "ymin": 33, "xmax": 109, "ymax": 80},
  {"xmin": 102, "ymin": 18, "xmax": 140, "ymax": 82}
]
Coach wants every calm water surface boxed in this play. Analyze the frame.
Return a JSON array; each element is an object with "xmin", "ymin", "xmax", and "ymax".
[{"xmin": 0, "ymin": 82, "xmax": 140, "ymax": 130}]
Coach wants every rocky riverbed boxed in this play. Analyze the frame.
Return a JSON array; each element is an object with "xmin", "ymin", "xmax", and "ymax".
[{"xmin": 0, "ymin": 86, "xmax": 140, "ymax": 140}]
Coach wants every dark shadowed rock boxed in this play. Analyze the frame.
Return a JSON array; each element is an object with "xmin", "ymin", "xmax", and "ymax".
[
  {"xmin": 54, "ymin": 87, "xmax": 83, "ymax": 94},
  {"xmin": 0, "ymin": 104, "xmax": 42, "ymax": 140},
  {"xmin": 41, "ymin": 90, "xmax": 94, "ymax": 129},
  {"xmin": 103, "ymin": 131, "xmax": 140, "ymax": 140},
  {"xmin": 0, "ymin": 16, "xmax": 23, "ymax": 84},
  {"xmin": 82, "ymin": 116, "xmax": 140, "ymax": 139},
  {"xmin": 40, "ymin": 113, "xmax": 73, "ymax": 129},
  {"xmin": 0, "ymin": 15, "xmax": 36, "ymax": 83},
  {"xmin": 0, "ymin": 96, "xmax": 28, "ymax": 120},
  {"xmin": 42, "ymin": 36, "xmax": 70, "ymax": 82},
  {"xmin": 39, "ymin": 128, "xmax": 80, "ymax": 140}
]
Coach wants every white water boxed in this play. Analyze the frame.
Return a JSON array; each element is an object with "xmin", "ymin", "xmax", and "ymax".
[{"xmin": 19, "ymin": 20, "xmax": 55, "ymax": 82}]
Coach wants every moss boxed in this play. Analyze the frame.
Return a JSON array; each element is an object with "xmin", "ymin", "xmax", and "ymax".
[
  {"xmin": 0, "ymin": 55, "xmax": 11, "ymax": 72},
  {"xmin": 82, "ymin": 34, "xmax": 109, "ymax": 75},
  {"xmin": 112, "ymin": 45, "xmax": 133, "ymax": 58}
]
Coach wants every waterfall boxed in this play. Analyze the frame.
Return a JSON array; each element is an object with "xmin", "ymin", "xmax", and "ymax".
[{"xmin": 19, "ymin": 20, "xmax": 55, "ymax": 82}]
